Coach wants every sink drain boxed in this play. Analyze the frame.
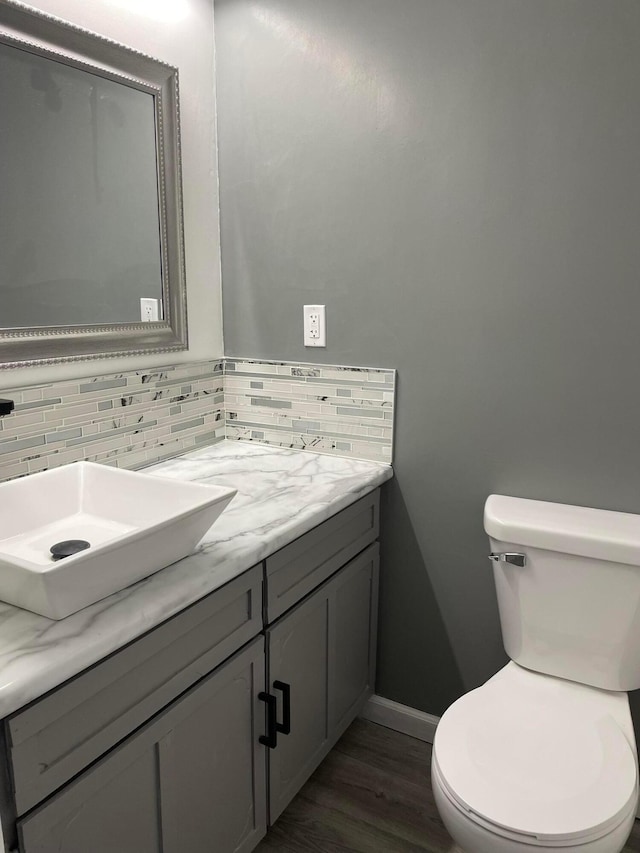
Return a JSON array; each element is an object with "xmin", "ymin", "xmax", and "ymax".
[{"xmin": 50, "ymin": 540, "xmax": 91, "ymax": 561}]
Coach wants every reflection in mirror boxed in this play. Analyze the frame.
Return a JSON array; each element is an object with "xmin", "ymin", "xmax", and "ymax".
[
  {"xmin": 0, "ymin": 2, "xmax": 187, "ymax": 367},
  {"xmin": 0, "ymin": 42, "xmax": 164, "ymax": 327}
]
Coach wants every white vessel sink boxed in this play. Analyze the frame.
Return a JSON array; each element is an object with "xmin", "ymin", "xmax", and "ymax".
[{"xmin": 0, "ymin": 462, "xmax": 237, "ymax": 620}]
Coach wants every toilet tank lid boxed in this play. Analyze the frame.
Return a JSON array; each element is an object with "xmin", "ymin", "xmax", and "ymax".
[{"xmin": 485, "ymin": 494, "xmax": 640, "ymax": 565}]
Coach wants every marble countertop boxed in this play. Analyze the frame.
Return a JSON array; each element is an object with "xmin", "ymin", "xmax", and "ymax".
[{"xmin": 0, "ymin": 442, "xmax": 392, "ymax": 719}]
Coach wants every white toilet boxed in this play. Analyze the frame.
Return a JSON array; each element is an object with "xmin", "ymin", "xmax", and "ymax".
[{"xmin": 431, "ymin": 494, "xmax": 640, "ymax": 853}]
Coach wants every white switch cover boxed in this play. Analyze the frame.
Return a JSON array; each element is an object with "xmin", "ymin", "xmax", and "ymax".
[
  {"xmin": 140, "ymin": 298, "xmax": 160, "ymax": 322},
  {"xmin": 303, "ymin": 304, "xmax": 326, "ymax": 347}
]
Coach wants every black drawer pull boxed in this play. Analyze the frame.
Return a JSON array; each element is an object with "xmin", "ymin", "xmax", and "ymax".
[
  {"xmin": 273, "ymin": 680, "xmax": 291, "ymax": 735},
  {"xmin": 258, "ymin": 692, "xmax": 277, "ymax": 749}
]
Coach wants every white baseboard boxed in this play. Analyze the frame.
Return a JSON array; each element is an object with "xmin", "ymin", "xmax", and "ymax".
[{"xmin": 360, "ymin": 694, "xmax": 440, "ymax": 743}]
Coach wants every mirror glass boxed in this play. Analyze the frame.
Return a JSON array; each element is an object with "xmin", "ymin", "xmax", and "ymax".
[
  {"xmin": 0, "ymin": 3, "xmax": 187, "ymax": 367},
  {"xmin": 0, "ymin": 43, "xmax": 164, "ymax": 327}
]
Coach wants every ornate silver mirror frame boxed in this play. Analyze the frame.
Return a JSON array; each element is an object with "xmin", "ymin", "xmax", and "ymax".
[{"xmin": 0, "ymin": 1, "xmax": 188, "ymax": 368}]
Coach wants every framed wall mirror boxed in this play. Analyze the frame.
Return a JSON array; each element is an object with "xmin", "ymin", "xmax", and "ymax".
[{"xmin": 0, "ymin": 2, "xmax": 188, "ymax": 368}]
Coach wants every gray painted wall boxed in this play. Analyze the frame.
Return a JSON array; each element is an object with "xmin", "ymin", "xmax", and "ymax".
[{"xmin": 215, "ymin": 0, "xmax": 640, "ymax": 716}]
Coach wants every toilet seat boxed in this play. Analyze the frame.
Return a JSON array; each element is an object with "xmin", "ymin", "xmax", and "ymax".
[{"xmin": 433, "ymin": 663, "xmax": 638, "ymax": 846}]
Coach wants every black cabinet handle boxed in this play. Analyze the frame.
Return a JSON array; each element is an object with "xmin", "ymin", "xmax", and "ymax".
[
  {"xmin": 273, "ymin": 680, "xmax": 291, "ymax": 735},
  {"xmin": 258, "ymin": 692, "xmax": 277, "ymax": 749}
]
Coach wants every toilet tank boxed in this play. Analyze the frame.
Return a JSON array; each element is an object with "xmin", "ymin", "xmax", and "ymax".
[{"xmin": 485, "ymin": 495, "xmax": 640, "ymax": 692}]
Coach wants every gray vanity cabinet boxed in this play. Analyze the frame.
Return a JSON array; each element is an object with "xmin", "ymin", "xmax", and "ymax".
[
  {"xmin": 1, "ymin": 487, "xmax": 382, "ymax": 853},
  {"xmin": 266, "ymin": 543, "xmax": 379, "ymax": 822},
  {"xmin": 17, "ymin": 638, "xmax": 267, "ymax": 853}
]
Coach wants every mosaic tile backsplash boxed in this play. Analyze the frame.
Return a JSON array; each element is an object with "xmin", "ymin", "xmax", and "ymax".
[
  {"xmin": 225, "ymin": 358, "xmax": 394, "ymax": 463},
  {"xmin": 0, "ymin": 358, "xmax": 395, "ymax": 481},
  {"xmin": 0, "ymin": 361, "xmax": 225, "ymax": 481}
]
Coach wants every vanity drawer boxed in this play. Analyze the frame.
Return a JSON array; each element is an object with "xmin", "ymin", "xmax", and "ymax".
[
  {"xmin": 6, "ymin": 565, "xmax": 263, "ymax": 816},
  {"xmin": 265, "ymin": 489, "xmax": 379, "ymax": 623}
]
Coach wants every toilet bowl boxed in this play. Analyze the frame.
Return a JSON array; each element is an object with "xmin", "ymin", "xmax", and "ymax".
[
  {"xmin": 432, "ymin": 495, "xmax": 640, "ymax": 853},
  {"xmin": 430, "ymin": 494, "xmax": 640, "ymax": 853},
  {"xmin": 432, "ymin": 662, "xmax": 638, "ymax": 852}
]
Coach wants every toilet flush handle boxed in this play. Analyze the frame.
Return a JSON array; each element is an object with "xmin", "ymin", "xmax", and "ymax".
[{"xmin": 488, "ymin": 552, "xmax": 527, "ymax": 567}]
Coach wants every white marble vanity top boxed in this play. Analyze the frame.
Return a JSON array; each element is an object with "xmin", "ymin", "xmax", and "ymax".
[{"xmin": 0, "ymin": 442, "xmax": 392, "ymax": 718}]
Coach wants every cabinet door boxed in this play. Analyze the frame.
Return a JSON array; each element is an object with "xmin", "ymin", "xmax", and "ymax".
[
  {"xmin": 330, "ymin": 543, "xmax": 379, "ymax": 734},
  {"xmin": 267, "ymin": 543, "xmax": 379, "ymax": 822},
  {"xmin": 18, "ymin": 638, "xmax": 267, "ymax": 853}
]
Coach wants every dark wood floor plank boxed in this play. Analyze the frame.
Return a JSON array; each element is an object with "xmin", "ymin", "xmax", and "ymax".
[
  {"xmin": 261, "ymin": 794, "xmax": 440, "ymax": 853},
  {"xmin": 332, "ymin": 719, "xmax": 432, "ymax": 788},
  {"xmin": 625, "ymin": 824, "xmax": 640, "ymax": 853},
  {"xmin": 303, "ymin": 751, "xmax": 452, "ymax": 850},
  {"xmin": 257, "ymin": 719, "xmax": 640, "ymax": 853}
]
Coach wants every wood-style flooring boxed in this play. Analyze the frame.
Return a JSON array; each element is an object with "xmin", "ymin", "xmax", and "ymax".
[{"xmin": 256, "ymin": 719, "xmax": 640, "ymax": 852}]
